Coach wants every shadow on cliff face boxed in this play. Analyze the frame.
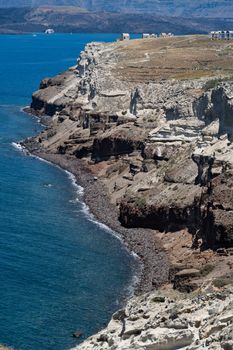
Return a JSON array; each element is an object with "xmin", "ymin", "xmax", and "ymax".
[
  {"xmin": 119, "ymin": 149, "xmax": 233, "ymax": 251},
  {"xmin": 26, "ymin": 37, "xmax": 233, "ymax": 255},
  {"xmin": 92, "ymin": 137, "xmax": 145, "ymax": 162},
  {"xmin": 193, "ymin": 86, "xmax": 233, "ymax": 141}
]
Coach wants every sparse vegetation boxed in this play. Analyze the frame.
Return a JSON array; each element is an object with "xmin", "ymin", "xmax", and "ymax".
[
  {"xmin": 199, "ymin": 264, "xmax": 215, "ymax": 277},
  {"xmin": 213, "ymin": 277, "xmax": 233, "ymax": 288},
  {"xmin": 172, "ymin": 70, "xmax": 212, "ymax": 80},
  {"xmin": 203, "ymin": 76, "xmax": 233, "ymax": 91},
  {"xmin": 203, "ymin": 78, "xmax": 224, "ymax": 91},
  {"xmin": 114, "ymin": 36, "xmax": 233, "ymax": 84},
  {"xmin": 134, "ymin": 197, "xmax": 147, "ymax": 208}
]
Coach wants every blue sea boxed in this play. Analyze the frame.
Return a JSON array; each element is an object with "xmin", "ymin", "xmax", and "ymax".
[{"xmin": 0, "ymin": 34, "xmax": 139, "ymax": 350}]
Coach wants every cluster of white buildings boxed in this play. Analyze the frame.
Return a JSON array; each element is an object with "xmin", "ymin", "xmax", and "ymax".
[
  {"xmin": 142, "ymin": 33, "xmax": 157, "ymax": 39},
  {"xmin": 160, "ymin": 32, "xmax": 174, "ymax": 38},
  {"xmin": 120, "ymin": 32, "xmax": 174, "ymax": 41},
  {"xmin": 210, "ymin": 31, "xmax": 233, "ymax": 40},
  {"xmin": 121, "ymin": 31, "xmax": 233, "ymax": 42}
]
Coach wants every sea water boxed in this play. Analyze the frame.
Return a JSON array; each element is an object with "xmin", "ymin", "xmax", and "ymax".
[{"xmin": 0, "ymin": 34, "xmax": 139, "ymax": 350}]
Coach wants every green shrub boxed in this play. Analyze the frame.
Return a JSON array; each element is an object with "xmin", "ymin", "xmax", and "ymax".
[
  {"xmin": 203, "ymin": 79, "xmax": 223, "ymax": 91},
  {"xmin": 199, "ymin": 264, "xmax": 215, "ymax": 277},
  {"xmin": 213, "ymin": 277, "xmax": 233, "ymax": 288},
  {"xmin": 134, "ymin": 197, "xmax": 146, "ymax": 208},
  {"xmin": 203, "ymin": 76, "xmax": 233, "ymax": 91}
]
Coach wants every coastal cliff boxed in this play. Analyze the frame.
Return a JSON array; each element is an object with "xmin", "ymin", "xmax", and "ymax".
[
  {"xmin": 73, "ymin": 288, "xmax": 233, "ymax": 350},
  {"xmin": 24, "ymin": 35, "xmax": 233, "ymax": 349}
]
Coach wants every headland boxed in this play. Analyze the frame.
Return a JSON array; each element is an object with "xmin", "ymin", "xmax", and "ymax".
[{"xmin": 23, "ymin": 35, "xmax": 233, "ymax": 349}]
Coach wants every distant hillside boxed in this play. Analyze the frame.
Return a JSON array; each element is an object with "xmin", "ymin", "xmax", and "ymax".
[
  {"xmin": 1, "ymin": 6, "xmax": 233, "ymax": 34},
  {"xmin": 1, "ymin": 0, "xmax": 233, "ymax": 18}
]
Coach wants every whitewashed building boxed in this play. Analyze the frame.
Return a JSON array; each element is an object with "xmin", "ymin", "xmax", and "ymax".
[
  {"xmin": 142, "ymin": 33, "xmax": 157, "ymax": 39},
  {"xmin": 121, "ymin": 33, "xmax": 130, "ymax": 41},
  {"xmin": 160, "ymin": 32, "xmax": 174, "ymax": 38},
  {"xmin": 210, "ymin": 31, "xmax": 233, "ymax": 40}
]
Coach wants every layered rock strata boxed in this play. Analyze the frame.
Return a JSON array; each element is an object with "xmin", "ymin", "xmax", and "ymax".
[
  {"xmin": 26, "ymin": 36, "xmax": 233, "ymax": 252},
  {"xmin": 24, "ymin": 35, "xmax": 233, "ymax": 349}
]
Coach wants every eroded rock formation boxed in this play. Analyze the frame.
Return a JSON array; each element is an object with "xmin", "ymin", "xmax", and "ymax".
[
  {"xmin": 72, "ymin": 287, "xmax": 233, "ymax": 350},
  {"xmin": 23, "ymin": 34, "xmax": 233, "ymax": 350},
  {"xmin": 26, "ymin": 36, "xmax": 233, "ymax": 251}
]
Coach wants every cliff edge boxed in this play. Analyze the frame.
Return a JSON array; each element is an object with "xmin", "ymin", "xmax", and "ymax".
[
  {"xmin": 26, "ymin": 35, "xmax": 233, "ymax": 251},
  {"xmin": 24, "ymin": 35, "xmax": 233, "ymax": 349}
]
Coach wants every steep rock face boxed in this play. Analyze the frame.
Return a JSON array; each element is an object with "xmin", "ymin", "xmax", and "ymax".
[
  {"xmin": 24, "ymin": 36, "xmax": 233, "ymax": 349},
  {"xmin": 92, "ymin": 124, "xmax": 147, "ymax": 161},
  {"xmin": 28, "ymin": 36, "xmax": 233, "ymax": 251},
  {"xmin": 31, "ymin": 67, "xmax": 80, "ymax": 116}
]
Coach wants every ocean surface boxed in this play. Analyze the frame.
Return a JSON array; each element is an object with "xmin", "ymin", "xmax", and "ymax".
[{"xmin": 0, "ymin": 33, "xmax": 139, "ymax": 350}]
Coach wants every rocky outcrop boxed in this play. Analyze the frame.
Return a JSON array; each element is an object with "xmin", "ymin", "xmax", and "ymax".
[
  {"xmin": 30, "ymin": 67, "xmax": 80, "ymax": 116},
  {"xmin": 27, "ymin": 36, "xmax": 233, "ymax": 251},
  {"xmin": 72, "ymin": 286, "xmax": 233, "ymax": 350},
  {"xmin": 24, "ymin": 35, "xmax": 233, "ymax": 350}
]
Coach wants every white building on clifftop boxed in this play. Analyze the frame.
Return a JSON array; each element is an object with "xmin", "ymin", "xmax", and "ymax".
[
  {"xmin": 121, "ymin": 33, "xmax": 130, "ymax": 40},
  {"xmin": 210, "ymin": 30, "xmax": 233, "ymax": 40}
]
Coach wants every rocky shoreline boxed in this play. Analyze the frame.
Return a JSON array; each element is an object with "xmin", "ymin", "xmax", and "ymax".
[
  {"xmin": 22, "ymin": 35, "xmax": 233, "ymax": 349},
  {"xmin": 25, "ymin": 149, "xmax": 169, "ymax": 294}
]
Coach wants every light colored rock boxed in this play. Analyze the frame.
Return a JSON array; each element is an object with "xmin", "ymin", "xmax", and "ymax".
[{"xmin": 72, "ymin": 288, "xmax": 233, "ymax": 350}]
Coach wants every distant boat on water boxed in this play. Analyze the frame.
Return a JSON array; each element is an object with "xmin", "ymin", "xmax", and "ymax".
[{"xmin": 45, "ymin": 28, "xmax": 55, "ymax": 34}]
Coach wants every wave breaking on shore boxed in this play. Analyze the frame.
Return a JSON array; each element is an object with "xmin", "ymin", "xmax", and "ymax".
[{"xmin": 12, "ymin": 141, "xmax": 141, "ymax": 297}]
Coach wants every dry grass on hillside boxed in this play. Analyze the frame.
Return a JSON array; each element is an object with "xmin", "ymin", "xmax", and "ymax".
[{"xmin": 112, "ymin": 35, "xmax": 233, "ymax": 82}]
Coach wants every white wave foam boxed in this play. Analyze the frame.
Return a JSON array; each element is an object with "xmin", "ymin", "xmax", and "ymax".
[
  {"xmin": 59, "ymin": 167, "xmax": 142, "ymax": 294},
  {"xmin": 64, "ymin": 170, "xmax": 84, "ymax": 197},
  {"xmin": 20, "ymin": 105, "xmax": 30, "ymax": 112},
  {"xmin": 21, "ymin": 106, "xmax": 44, "ymax": 125},
  {"xmin": 11, "ymin": 142, "xmax": 28, "ymax": 155},
  {"xmin": 81, "ymin": 201, "xmax": 122, "ymax": 236},
  {"xmin": 65, "ymin": 174, "xmax": 124, "ymax": 246},
  {"xmin": 32, "ymin": 154, "xmax": 53, "ymax": 165},
  {"xmin": 12, "ymin": 146, "xmax": 141, "ymax": 266},
  {"xmin": 80, "ymin": 201, "xmax": 142, "ymax": 297},
  {"xmin": 126, "ymin": 272, "xmax": 141, "ymax": 297},
  {"xmin": 12, "ymin": 142, "xmax": 23, "ymax": 151},
  {"xmin": 13, "ymin": 146, "xmax": 141, "ymax": 294},
  {"xmin": 80, "ymin": 201, "xmax": 141, "ymax": 264}
]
